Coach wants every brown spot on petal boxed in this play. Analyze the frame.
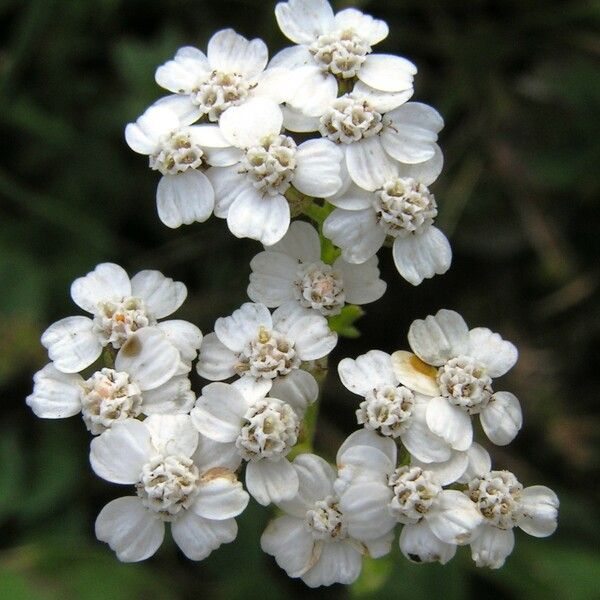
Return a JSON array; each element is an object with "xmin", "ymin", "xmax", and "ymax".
[
  {"xmin": 200, "ymin": 467, "xmax": 237, "ymax": 483},
  {"xmin": 409, "ymin": 354, "xmax": 438, "ymax": 378},
  {"xmin": 121, "ymin": 334, "xmax": 142, "ymax": 357}
]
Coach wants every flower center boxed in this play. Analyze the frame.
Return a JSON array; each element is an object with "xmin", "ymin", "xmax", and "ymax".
[
  {"xmin": 149, "ymin": 130, "xmax": 205, "ymax": 175},
  {"xmin": 236, "ymin": 398, "xmax": 299, "ymax": 461},
  {"xmin": 92, "ymin": 296, "xmax": 154, "ymax": 349},
  {"xmin": 319, "ymin": 94, "xmax": 383, "ymax": 144},
  {"xmin": 357, "ymin": 385, "xmax": 415, "ymax": 438},
  {"xmin": 80, "ymin": 368, "xmax": 142, "ymax": 435},
  {"xmin": 293, "ymin": 262, "xmax": 346, "ymax": 316},
  {"xmin": 305, "ymin": 496, "xmax": 347, "ymax": 541},
  {"xmin": 240, "ymin": 135, "xmax": 297, "ymax": 196},
  {"xmin": 309, "ymin": 29, "xmax": 372, "ymax": 79},
  {"xmin": 136, "ymin": 454, "xmax": 200, "ymax": 521},
  {"xmin": 467, "ymin": 470, "xmax": 522, "ymax": 529},
  {"xmin": 437, "ymin": 356, "xmax": 493, "ymax": 413},
  {"xmin": 388, "ymin": 466, "xmax": 441, "ymax": 523},
  {"xmin": 374, "ymin": 177, "xmax": 437, "ymax": 237},
  {"xmin": 236, "ymin": 326, "xmax": 300, "ymax": 379},
  {"xmin": 191, "ymin": 70, "xmax": 252, "ymax": 121}
]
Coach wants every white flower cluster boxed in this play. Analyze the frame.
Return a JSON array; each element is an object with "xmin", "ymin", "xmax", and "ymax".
[{"xmin": 26, "ymin": 0, "xmax": 558, "ymax": 588}]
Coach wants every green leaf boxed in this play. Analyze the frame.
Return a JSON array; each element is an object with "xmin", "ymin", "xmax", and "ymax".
[{"xmin": 328, "ymin": 304, "xmax": 365, "ymax": 338}]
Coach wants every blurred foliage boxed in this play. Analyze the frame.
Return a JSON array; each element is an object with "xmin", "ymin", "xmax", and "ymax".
[{"xmin": 0, "ymin": 0, "xmax": 599, "ymax": 598}]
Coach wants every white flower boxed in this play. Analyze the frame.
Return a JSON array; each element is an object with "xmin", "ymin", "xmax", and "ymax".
[
  {"xmin": 248, "ymin": 221, "xmax": 386, "ymax": 316},
  {"xmin": 335, "ymin": 430, "xmax": 482, "ymax": 565},
  {"xmin": 190, "ymin": 381, "xmax": 308, "ymax": 505},
  {"xmin": 197, "ymin": 301, "xmax": 336, "ymax": 401},
  {"xmin": 323, "ymin": 150, "xmax": 451, "ymax": 285},
  {"xmin": 337, "ymin": 350, "xmax": 454, "ymax": 463},
  {"xmin": 41, "ymin": 263, "xmax": 201, "ymax": 374},
  {"xmin": 463, "ymin": 448, "xmax": 559, "ymax": 569},
  {"xmin": 90, "ymin": 414, "xmax": 249, "ymax": 562},
  {"xmin": 125, "ymin": 103, "xmax": 240, "ymax": 228},
  {"xmin": 155, "ymin": 29, "xmax": 291, "ymax": 123},
  {"xmin": 207, "ymin": 98, "xmax": 343, "ymax": 245},
  {"xmin": 391, "ymin": 309, "xmax": 522, "ymax": 451},
  {"xmin": 272, "ymin": 0, "xmax": 415, "ymax": 117},
  {"xmin": 28, "ymin": 328, "xmax": 192, "ymax": 434},
  {"xmin": 261, "ymin": 453, "xmax": 393, "ymax": 587}
]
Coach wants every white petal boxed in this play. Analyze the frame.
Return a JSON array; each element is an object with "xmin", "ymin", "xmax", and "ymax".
[
  {"xmin": 252, "ymin": 67, "xmax": 296, "ymax": 104},
  {"xmin": 294, "ymin": 139, "xmax": 343, "ymax": 198},
  {"xmin": 190, "ymin": 382, "xmax": 247, "ymax": 443},
  {"xmin": 125, "ymin": 105, "xmax": 179, "ymax": 155},
  {"xmin": 215, "ymin": 302, "xmax": 272, "ymax": 353},
  {"xmin": 193, "ymin": 474, "xmax": 249, "ymax": 519},
  {"xmin": 470, "ymin": 526, "xmax": 514, "ymax": 569},
  {"xmin": 401, "ymin": 395, "xmax": 453, "ymax": 463},
  {"xmin": 395, "ymin": 144, "xmax": 444, "ymax": 186},
  {"xmin": 467, "ymin": 327, "xmax": 518, "ymax": 377},
  {"xmin": 188, "ymin": 124, "xmax": 230, "ymax": 148},
  {"xmin": 358, "ymin": 54, "xmax": 416, "ymax": 93},
  {"xmin": 115, "ymin": 327, "xmax": 180, "ymax": 391},
  {"xmin": 335, "ymin": 446, "xmax": 394, "ymax": 495},
  {"xmin": 207, "ymin": 29, "xmax": 268, "ymax": 78},
  {"xmin": 275, "ymin": 0, "xmax": 333, "ymax": 44},
  {"xmin": 336, "ymin": 429, "xmax": 397, "ymax": 470},
  {"xmin": 155, "ymin": 46, "xmax": 209, "ymax": 93},
  {"xmin": 130, "ymin": 270, "xmax": 186, "ymax": 319},
  {"xmin": 261, "ymin": 516, "xmax": 317, "ymax": 577},
  {"xmin": 517, "ymin": 486, "xmax": 559, "ymax": 537},
  {"xmin": 352, "ymin": 80, "xmax": 414, "ymax": 113},
  {"xmin": 270, "ymin": 369, "xmax": 319, "ymax": 415},
  {"xmin": 206, "ymin": 165, "xmax": 249, "ymax": 218},
  {"xmin": 383, "ymin": 102, "xmax": 444, "ymax": 164},
  {"xmin": 272, "ymin": 303, "xmax": 337, "ymax": 360},
  {"xmin": 277, "ymin": 453, "xmax": 336, "ymax": 518},
  {"xmin": 196, "ymin": 332, "xmax": 238, "ymax": 380},
  {"xmin": 269, "ymin": 45, "xmax": 314, "ymax": 70},
  {"xmin": 333, "ymin": 8, "xmax": 388, "ymax": 45},
  {"xmin": 89, "ymin": 420, "xmax": 152, "ymax": 484},
  {"xmin": 399, "ymin": 521, "xmax": 456, "ymax": 565},
  {"xmin": 41, "ymin": 316, "xmax": 101, "ymax": 373},
  {"xmin": 323, "ymin": 208, "xmax": 386, "ymax": 264},
  {"xmin": 151, "ymin": 94, "xmax": 203, "ymax": 126},
  {"xmin": 171, "ymin": 512, "xmax": 237, "ymax": 561},
  {"xmin": 247, "ymin": 251, "xmax": 297, "ymax": 307},
  {"xmin": 327, "ymin": 182, "xmax": 373, "ymax": 210},
  {"xmin": 340, "ymin": 482, "xmax": 395, "ymax": 541},
  {"xmin": 334, "ymin": 256, "xmax": 387, "ymax": 305},
  {"xmin": 227, "ymin": 190, "xmax": 290, "ymax": 246},
  {"xmin": 203, "ymin": 146, "xmax": 245, "ymax": 167},
  {"xmin": 157, "ymin": 319, "xmax": 203, "ymax": 365},
  {"xmin": 144, "ymin": 413, "xmax": 198, "ymax": 456},
  {"xmin": 141, "ymin": 375, "xmax": 195, "ymax": 415},
  {"xmin": 392, "ymin": 226, "xmax": 452, "ymax": 286},
  {"xmin": 219, "ymin": 98, "xmax": 282, "ymax": 148},
  {"xmin": 286, "ymin": 66, "xmax": 337, "ymax": 117},
  {"xmin": 282, "ymin": 104, "xmax": 321, "ymax": 132},
  {"xmin": 426, "ymin": 396, "xmax": 473, "ymax": 451},
  {"xmin": 346, "ymin": 136, "xmax": 399, "ymax": 192},
  {"xmin": 391, "ymin": 350, "xmax": 441, "ymax": 396},
  {"xmin": 26, "ymin": 363, "xmax": 82, "ymax": 419},
  {"xmin": 411, "ymin": 450, "xmax": 468, "ymax": 486},
  {"xmin": 267, "ymin": 219, "xmax": 321, "ymax": 262},
  {"xmin": 156, "ymin": 171, "xmax": 214, "ymax": 228},
  {"xmin": 427, "ymin": 490, "xmax": 483, "ymax": 545},
  {"xmin": 364, "ymin": 532, "xmax": 394, "ymax": 558},
  {"xmin": 480, "ymin": 391, "xmax": 522, "ymax": 446},
  {"xmin": 302, "ymin": 542, "xmax": 362, "ymax": 588},
  {"xmin": 408, "ymin": 309, "xmax": 470, "ymax": 365},
  {"xmin": 95, "ymin": 497, "xmax": 164, "ymax": 562},
  {"xmin": 231, "ymin": 377, "xmax": 272, "ymax": 404},
  {"xmin": 458, "ymin": 443, "xmax": 492, "ymax": 483},
  {"xmin": 337, "ymin": 350, "xmax": 397, "ymax": 396},
  {"xmin": 192, "ymin": 434, "xmax": 243, "ymax": 473},
  {"xmin": 70, "ymin": 263, "xmax": 131, "ymax": 313},
  {"xmin": 245, "ymin": 458, "xmax": 299, "ymax": 506}
]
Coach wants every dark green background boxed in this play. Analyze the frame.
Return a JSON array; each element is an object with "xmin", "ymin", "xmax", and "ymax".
[{"xmin": 1, "ymin": 0, "xmax": 598, "ymax": 598}]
